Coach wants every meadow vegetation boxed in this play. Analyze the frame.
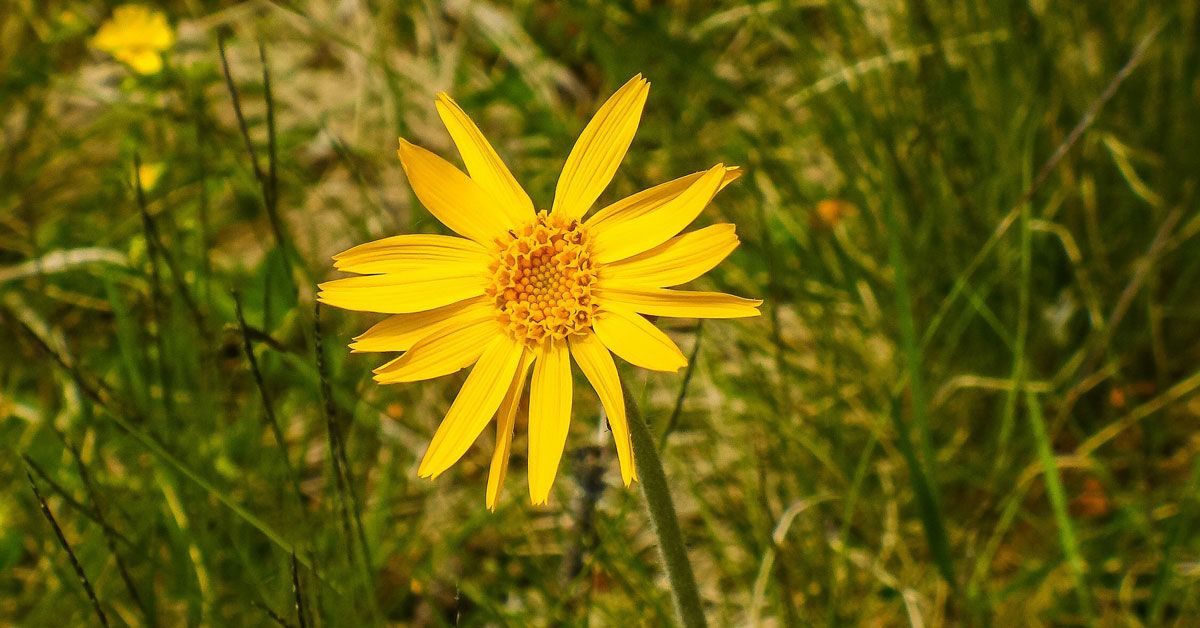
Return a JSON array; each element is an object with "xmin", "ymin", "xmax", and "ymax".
[{"xmin": 1, "ymin": 1, "xmax": 1198, "ymax": 625}]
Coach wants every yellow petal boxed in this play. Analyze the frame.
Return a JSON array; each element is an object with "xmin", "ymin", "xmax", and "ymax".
[
  {"xmin": 333, "ymin": 233, "xmax": 490, "ymax": 275},
  {"xmin": 435, "ymin": 93, "xmax": 534, "ymax": 224},
  {"xmin": 586, "ymin": 166, "xmax": 741, "ymax": 232},
  {"xmin": 418, "ymin": 334, "xmax": 524, "ymax": 478},
  {"xmin": 551, "ymin": 75, "xmax": 650, "ymax": 221},
  {"xmin": 588, "ymin": 165, "xmax": 727, "ymax": 265},
  {"xmin": 133, "ymin": 163, "xmax": 164, "ymax": 191},
  {"xmin": 486, "ymin": 349, "xmax": 534, "ymax": 511},
  {"xmin": 372, "ymin": 313, "xmax": 500, "ymax": 383},
  {"xmin": 317, "ymin": 272, "xmax": 487, "ymax": 314},
  {"xmin": 528, "ymin": 339, "xmax": 572, "ymax": 505},
  {"xmin": 123, "ymin": 49, "xmax": 163, "ymax": 74},
  {"xmin": 93, "ymin": 6, "xmax": 173, "ymax": 53},
  {"xmin": 592, "ymin": 307, "xmax": 687, "ymax": 372},
  {"xmin": 91, "ymin": 26, "xmax": 122, "ymax": 52},
  {"xmin": 600, "ymin": 223, "xmax": 739, "ymax": 287},
  {"xmin": 397, "ymin": 139, "xmax": 514, "ymax": 245},
  {"xmin": 144, "ymin": 12, "xmax": 174, "ymax": 49},
  {"xmin": 598, "ymin": 287, "xmax": 762, "ymax": 319},
  {"xmin": 569, "ymin": 333, "xmax": 635, "ymax": 486},
  {"xmin": 351, "ymin": 296, "xmax": 492, "ymax": 353}
]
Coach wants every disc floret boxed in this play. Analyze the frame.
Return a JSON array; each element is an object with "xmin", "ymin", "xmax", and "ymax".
[{"xmin": 488, "ymin": 211, "xmax": 598, "ymax": 344}]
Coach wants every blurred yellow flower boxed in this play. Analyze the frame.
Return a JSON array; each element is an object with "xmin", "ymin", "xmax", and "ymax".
[
  {"xmin": 320, "ymin": 75, "xmax": 760, "ymax": 509},
  {"xmin": 92, "ymin": 5, "xmax": 174, "ymax": 75},
  {"xmin": 132, "ymin": 162, "xmax": 164, "ymax": 191}
]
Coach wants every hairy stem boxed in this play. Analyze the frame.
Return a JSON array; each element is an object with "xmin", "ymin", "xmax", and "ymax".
[{"xmin": 625, "ymin": 385, "xmax": 706, "ymax": 628}]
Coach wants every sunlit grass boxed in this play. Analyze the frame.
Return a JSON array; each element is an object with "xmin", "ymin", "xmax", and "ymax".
[{"xmin": 2, "ymin": 1, "xmax": 1198, "ymax": 625}]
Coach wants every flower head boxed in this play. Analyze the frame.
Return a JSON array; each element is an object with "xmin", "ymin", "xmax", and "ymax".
[
  {"xmin": 92, "ymin": 5, "xmax": 174, "ymax": 75},
  {"xmin": 320, "ymin": 75, "xmax": 761, "ymax": 508}
]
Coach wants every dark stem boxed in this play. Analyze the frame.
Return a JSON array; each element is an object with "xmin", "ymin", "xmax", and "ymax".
[
  {"xmin": 659, "ymin": 322, "xmax": 703, "ymax": 449},
  {"xmin": 291, "ymin": 552, "xmax": 309, "ymax": 628},
  {"xmin": 27, "ymin": 468, "xmax": 110, "ymax": 627},
  {"xmin": 234, "ymin": 290, "xmax": 305, "ymax": 510}
]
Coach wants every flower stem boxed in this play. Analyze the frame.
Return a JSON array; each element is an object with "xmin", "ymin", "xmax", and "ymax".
[{"xmin": 624, "ymin": 385, "xmax": 707, "ymax": 628}]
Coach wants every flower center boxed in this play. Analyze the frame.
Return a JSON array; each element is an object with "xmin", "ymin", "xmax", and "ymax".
[{"xmin": 488, "ymin": 211, "xmax": 598, "ymax": 345}]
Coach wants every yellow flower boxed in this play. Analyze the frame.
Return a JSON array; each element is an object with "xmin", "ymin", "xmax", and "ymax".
[
  {"xmin": 91, "ymin": 5, "xmax": 174, "ymax": 75},
  {"xmin": 320, "ymin": 75, "xmax": 760, "ymax": 508},
  {"xmin": 131, "ymin": 162, "xmax": 164, "ymax": 191}
]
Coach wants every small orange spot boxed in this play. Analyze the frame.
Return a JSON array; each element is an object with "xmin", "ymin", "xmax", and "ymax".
[
  {"xmin": 812, "ymin": 198, "xmax": 853, "ymax": 229},
  {"xmin": 1108, "ymin": 387, "xmax": 1127, "ymax": 409},
  {"xmin": 1071, "ymin": 477, "xmax": 1110, "ymax": 518}
]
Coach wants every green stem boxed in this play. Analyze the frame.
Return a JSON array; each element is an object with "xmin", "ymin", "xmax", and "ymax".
[
  {"xmin": 879, "ymin": 189, "xmax": 958, "ymax": 594},
  {"xmin": 625, "ymin": 385, "xmax": 707, "ymax": 628},
  {"xmin": 1024, "ymin": 391, "xmax": 1094, "ymax": 623}
]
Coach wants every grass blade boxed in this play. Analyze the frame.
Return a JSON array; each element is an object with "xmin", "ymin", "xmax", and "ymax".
[
  {"xmin": 133, "ymin": 153, "xmax": 176, "ymax": 418},
  {"xmin": 234, "ymin": 290, "xmax": 305, "ymax": 509},
  {"xmin": 313, "ymin": 303, "xmax": 378, "ymax": 618},
  {"xmin": 879, "ymin": 187, "xmax": 958, "ymax": 594},
  {"xmin": 217, "ymin": 35, "xmax": 298, "ymax": 294},
  {"xmin": 1024, "ymin": 391, "xmax": 1094, "ymax": 621},
  {"xmin": 291, "ymin": 552, "xmax": 310, "ymax": 628},
  {"xmin": 26, "ymin": 467, "xmax": 110, "ymax": 627},
  {"xmin": 62, "ymin": 424, "xmax": 154, "ymax": 626}
]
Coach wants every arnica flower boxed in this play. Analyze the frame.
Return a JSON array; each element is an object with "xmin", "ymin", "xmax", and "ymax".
[
  {"xmin": 91, "ymin": 5, "xmax": 174, "ymax": 75},
  {"xmin": 320, "ymin": 75, "xmax": 761, "ymax": 508}
]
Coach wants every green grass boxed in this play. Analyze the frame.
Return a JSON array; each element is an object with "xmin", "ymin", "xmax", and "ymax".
[{"xmin": 3, "ymin": 1, "xmax": 1200, "ymax": 625}]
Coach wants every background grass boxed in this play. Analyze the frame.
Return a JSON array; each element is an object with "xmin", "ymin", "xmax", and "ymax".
[{"xmin": 2, "ymin": 0, "xmax": 1199, "ymax": 625}]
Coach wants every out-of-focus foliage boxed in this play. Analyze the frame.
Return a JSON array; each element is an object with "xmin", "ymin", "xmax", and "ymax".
[{"xmin": 2, "ymin": 1, "xmax": 1198, "ymax": 625}]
